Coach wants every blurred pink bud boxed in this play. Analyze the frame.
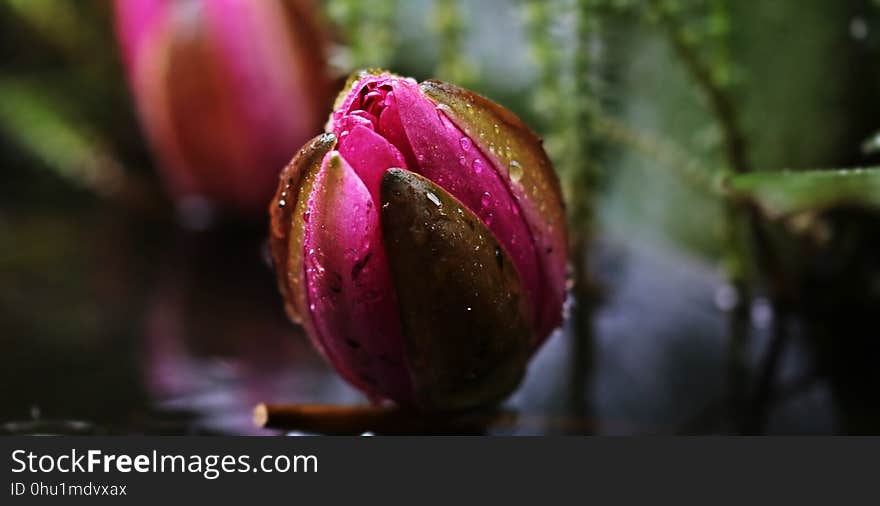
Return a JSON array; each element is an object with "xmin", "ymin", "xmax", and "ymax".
[
  {"xmin": 115, "ymin": 0, "xmax": 333, "ymax": 215},
  {"xmin": 270, "ymin": 71, "xmax": 568, "ymax": 412}
]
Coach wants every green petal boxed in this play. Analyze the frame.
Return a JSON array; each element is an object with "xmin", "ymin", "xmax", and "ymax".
[
  {"xmin": 380, "ymin": 168, "xmax": 532, "ymax": 412},
  {"xmin": 269, "ymin": 132, "xmax": 336, "ymax": 324},
  {"xmin": 420, "ymin": 79, "xmax": 568, "ymax": 339}
]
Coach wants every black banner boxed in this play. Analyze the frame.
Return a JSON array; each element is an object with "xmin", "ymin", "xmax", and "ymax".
[{"xmin": 1, "ymin": 437, "xmax": 877, "ymax": 504}]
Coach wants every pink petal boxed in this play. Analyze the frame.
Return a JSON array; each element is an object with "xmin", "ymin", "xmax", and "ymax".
[
  {"xmin": 302, "ymin": 152, "xmax": 413, "ymax": 405},
  {"xmin": 113, "ymin": 0, "xmax": 167, "ymax": 73},
  {"xmin": 337, "ymin": 125, "xmax": 408, "ymax": 205},
  {"xmin": 388, "ymin": 80, "xmax": 544, "ymax": 335}
]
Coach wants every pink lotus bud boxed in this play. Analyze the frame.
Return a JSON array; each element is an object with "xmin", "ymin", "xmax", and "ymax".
[
  {"xmin": 115, "ymin": 0, "xmax": 332, "ymax": 215},
  {"xmin": 270, "ymin": 71, "xmax": 568, "ymax": 411}
]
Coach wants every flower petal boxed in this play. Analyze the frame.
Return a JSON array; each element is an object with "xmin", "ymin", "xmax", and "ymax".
[
  {"xmin": 302, "ymin": 153, "xmax": 412, "ymax": 404},
  {"xmin": 420, "ymin": 80, "xmax": 568, "ymax": 342},
  {"xmin": 337, "ymin": 125, "xmax": 408, "ymax": 205},
  {"xmin": 269, "ymin": 133, "xmax": 336, "ymax": 326},
  {"xmin": 380, "ymin": 168, "xmax": 531, "ymax": 411},
  {"xmin": 389, "ymin": 79, "xmax": 545, "ymax": 343}
]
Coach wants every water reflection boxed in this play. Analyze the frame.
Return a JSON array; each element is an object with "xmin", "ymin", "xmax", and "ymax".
[
  {"xmin": 0, "ymin": 204, "xmax": 875, "ymax": 434},
  {"xmin": 140, "ymin": 225, "xmax": 361, "ymax": 434}
]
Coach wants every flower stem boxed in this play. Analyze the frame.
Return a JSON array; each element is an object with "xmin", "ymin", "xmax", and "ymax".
[
  {"xmin": 433, "ymin": 0, "xmax": 475, "ymax": 85},
  {"xmin": 647, "ymin": 0, "xmax": 795, "ymax": 433}
]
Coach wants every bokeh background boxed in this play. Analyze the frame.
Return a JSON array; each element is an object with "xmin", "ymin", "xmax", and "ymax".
[{"xmin": 2, "ymin": 0, "xmax": 880, "ymax": 434}]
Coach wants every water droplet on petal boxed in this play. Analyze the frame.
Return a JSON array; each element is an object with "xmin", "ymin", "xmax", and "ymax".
[
  {"xmin": 426, "ymin": 192, "xmax": 441, "ymax": 207},
  {"xmin": 458, "ymin": 155, "xmax": 467, "ymax": 167},
  {"xmin": 509, "ymin": 160, "xmax": 524, "ymax": 182},
  {"xmin": 472, "ymin": 159, "xmax": 483, "ymax": 174},
  {"xmin": 459, "ymin": 137, "xmax": 472, "ymax": 152},
  {"xmin": 302, "ymin": 210, "xmax": 310, "ymax": 223},
  {"xmin": 480, "ymin": 191, "xmax": 492, "ymax": 209}
]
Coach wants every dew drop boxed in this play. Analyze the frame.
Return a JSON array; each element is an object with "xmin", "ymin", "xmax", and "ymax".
[
  {"xmin": 278, "ymin": 199, "xmax": 287, "ymax": 208},
  {"xmin": 509, "ymin": 160, "xmax": 524, "ymax": 182},
  {"xmin": 458, "ymin": 155, "xmax": 467, "ymax": 167},
  {"xmin": 459, "ymin": 137, "xmax": 472, "ymax": 152},
  {"xmin": 302, "ymin": 210, "xmax": 310, "ymax": 223},
  {"xmin": 480, "ymin": 191, "xmax": 492, "ymax": 209},
  {"xmin": 426, "ymin": 192, "xmax": 441, "ymax": 207},
  {"xmin": 472, "ymin": 159, "xmax": 483, "ymax": 174}
]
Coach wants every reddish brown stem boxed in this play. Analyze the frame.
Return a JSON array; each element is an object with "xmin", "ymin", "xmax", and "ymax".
[{"xmin": 253, "ymin": 403, "xmax": 515, "ymax": 435}]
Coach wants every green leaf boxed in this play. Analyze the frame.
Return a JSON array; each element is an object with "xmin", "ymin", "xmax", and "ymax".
[{"xmin": 726, "ymin": 168, "xmax": 880, "ymax": 217}]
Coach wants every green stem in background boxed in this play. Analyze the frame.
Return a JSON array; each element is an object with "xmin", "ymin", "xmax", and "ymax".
[
  {"xmin": 647, "ymin": 0, "xmax": 749, "ymax": 174},
  {"xmin": 523, "ymin": 0, "xmax": 564, "ymax": 133},
  {"xmin": 525, "ymin": 0, "xmax": 601, "ymax": 428},
  {"xmin": 327, "ymin": 0, "xmax": 398, "ymax": 69},
  {"xmin": 570, "ymin": 0, "xmax": 604, "ymax": 429},
  {"xmin": 0, "ymin": 78, "xmax": 156, "ymax": 211},
  {"xmin": 432, "ymin": 0, "xmax": 476, "ymax": 85},
  {"xmin": 589, "ymin": 104, "xmax": 718, "ymax": 195},
  {"xmin": 647, "ymin": 0, "xmax": 793, "ymax": 433}
]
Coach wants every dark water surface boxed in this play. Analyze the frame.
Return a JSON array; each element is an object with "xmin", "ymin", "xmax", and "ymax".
[{"xmin": 0, "ymin": 194, "xmax": 872, "ymax": 435}]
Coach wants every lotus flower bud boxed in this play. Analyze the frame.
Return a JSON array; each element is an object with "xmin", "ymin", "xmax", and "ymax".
[
  {"xmin": 114, "ymin": 0, "xmax": 332, "ymax": 215},
  {"xmin": 270, "ymin": 71, "xmax": 568, "ymax": 412}
]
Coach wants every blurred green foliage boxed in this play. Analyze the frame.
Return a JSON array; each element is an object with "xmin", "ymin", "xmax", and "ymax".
[{"xmin": 2, "ymin": 0, "xmax": 880, "ymax": 263}]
